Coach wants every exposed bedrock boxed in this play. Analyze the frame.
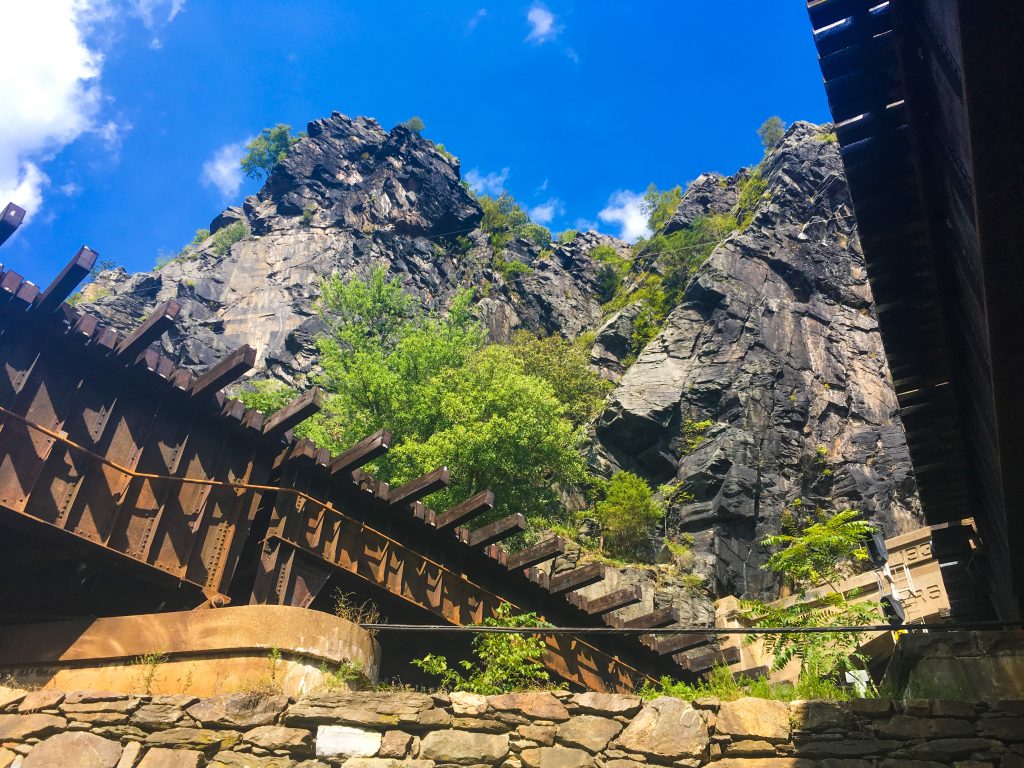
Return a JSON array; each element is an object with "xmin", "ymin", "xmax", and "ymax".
[{"xmin": 594, "ymin": 123, "xmax": 921, "ymax": 599}]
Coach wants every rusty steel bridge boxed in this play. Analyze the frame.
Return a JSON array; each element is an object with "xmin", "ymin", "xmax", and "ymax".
[{"xmin": 0, "ymin": 213, "xmax": 740, "ymax": 691}]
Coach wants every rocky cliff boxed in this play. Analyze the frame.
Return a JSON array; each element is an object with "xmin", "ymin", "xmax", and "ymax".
[
  {"xmin": 80, "ymin": 114, "xmax": 922, "ymax": 605},
  {"xmin": 82, "ymin": 113, "xmax": 625, "ymax": 384},
  {"xmin": 593, "ymin": 123, "xmax": 921, "ymax": 599}
]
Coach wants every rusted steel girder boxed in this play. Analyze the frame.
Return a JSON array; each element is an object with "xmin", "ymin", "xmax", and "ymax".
[
  {"xmin": 0, "ymin": 237, "xmax": 692, "ymax": 692},
  {"xmin": 252, "ymin": 460, "xmax": 648, "ymax": 692}
]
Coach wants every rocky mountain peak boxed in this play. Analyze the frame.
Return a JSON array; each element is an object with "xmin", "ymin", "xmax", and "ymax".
[
  {"xmin": 250, "ymin": 112, "xmax": 480, "ymax": 239},
  {"xmin": 79, "ymin": 111, "xmax": 628, "ymax": 383},
  {"xmin": 593, "ymin": 121, "xmax": 921, "ymax": 599},
  {"xmin": 76, "ymin": 113, "xmax": 923, "ymax": 613}
]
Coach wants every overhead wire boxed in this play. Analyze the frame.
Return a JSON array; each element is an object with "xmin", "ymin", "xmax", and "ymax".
[{"xmin": 360, "ymin": 620, "xmax": 1024, "ymax": 635}]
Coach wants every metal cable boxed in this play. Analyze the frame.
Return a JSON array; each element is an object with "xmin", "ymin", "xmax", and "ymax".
[{"xmin": 359, "ymin": 620, "xmax": 1024, "ymax": 635}]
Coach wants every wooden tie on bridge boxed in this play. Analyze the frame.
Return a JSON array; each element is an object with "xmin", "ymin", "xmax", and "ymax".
[{"xmin": 0, "ymin": 212, "xmax": 720, "ymax": 690}]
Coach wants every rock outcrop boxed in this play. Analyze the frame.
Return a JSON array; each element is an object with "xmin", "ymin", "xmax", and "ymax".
[
  {"xmin": 80, "ymin": 113, "xmax": 624, "ymax": 384},
  {"xmin": 79, "ymin": 114, "xmax": 923, "ymax": 606},
  {"xmin": 594, "ymin": 123, "xmax": 921, "ymax": 599}
]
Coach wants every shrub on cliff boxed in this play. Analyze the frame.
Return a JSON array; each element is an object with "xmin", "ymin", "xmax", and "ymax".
[
  {"xmin": 241, "ymin": 124, "xmax": 302, "ymax": 180},
  {"xmin": 593, "ymin": 471, "xmax": 665, "ymax": 560},
  {"xmin": 478, "ymin": 192, "xmax": 551, "ymax": 251},
  {"xmin": 210, "ymin": 221, "xmax": 249, "ymax": 256},
  {"xmin": 400, "ymin": 115, "xmax": 425, "ymax": 133},
  {"xmin": 758, "ymin": 115, "xmax": 786, "ymax": 150}
]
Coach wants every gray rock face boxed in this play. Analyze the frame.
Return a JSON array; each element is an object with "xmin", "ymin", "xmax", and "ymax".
[
  {"xmin": 80, "ymin": 113, "xmax": 625, "ymax": 385},
  {"xmin": 662, "ymin": 169, "xmax": 747, "ymax": 234},
  {"xmin": 79, "ymin": 115, "xmax": 922, "ymax": 608},
  {"xmin": 594, "ymin": 122, "xmax": 922, "ymax": 599}
]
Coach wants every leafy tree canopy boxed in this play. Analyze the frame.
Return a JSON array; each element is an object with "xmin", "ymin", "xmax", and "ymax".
[
  {"xmin": 401, "ymin": 115, "xmax": 426, "ymax": 133},
  {"xmin": 642, "ymin": 183, "xmax": 683, "ymax": 233},
  {"xmin": 301, "ymin": 268, "xmax": 588, "ymax": 527},
  {"xmin": 241, "ymin": 124, "xmax": 301, "ymax": 181},
  {"xmin": 757, "ymin": 116, "xmax": 786, "ymax": 151},
  {"xmin": 507, "ymin": 331, "xmax": 612, "ymax": 426},
  {"xmin": 477, "ymin": 192, "xmax": 551, "ymax": 252}
]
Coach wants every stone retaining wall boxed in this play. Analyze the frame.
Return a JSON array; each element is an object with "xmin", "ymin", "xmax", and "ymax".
[{"xmin": 1, "ymin": 686, "xmax": 1023, "ymax": 767}]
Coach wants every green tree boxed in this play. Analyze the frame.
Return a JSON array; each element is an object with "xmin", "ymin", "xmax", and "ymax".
[
  {"xmin": 757, "ymin": 116, "xmax": 786, "ymax": 151},
  {"xmin": 241, "ymin": 124, "xmax": 301, "ymax": 181},
  {"xmin": 401, "ymin": 115, "xmax": 426, "ymax": 133},
  {"xmin": 507, "ymin": 331, "xmax": 612, "ymax": 426},
  {"xmin": 593, "ymin": 471, "xmax": 665, "ymax": 559},
  {"xmin": 740, "ymin": 509, "xmax": 880, "ymax": 685},
  {"xmin": 303, "ymin": 269, "xmax": 586, "ymax": 527},
  {"xmin": 317, "ymin": 267, "xmax": 416, "ymax": 352},
  {"xmin": 413, "ymin": 603, "xmax": 553, "ymax": 694},
  {"xmin": 477, "ymin": 192, "xmax": 551, "ymax": 251},
  {"xmin": 642, "ymin": 183, "xmax": 683, "ymax": 233}
]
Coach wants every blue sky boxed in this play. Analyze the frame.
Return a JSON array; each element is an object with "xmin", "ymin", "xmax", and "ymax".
[{"xmin": 1, "ymin": 1, "xmax": 829, "ymax": 285}]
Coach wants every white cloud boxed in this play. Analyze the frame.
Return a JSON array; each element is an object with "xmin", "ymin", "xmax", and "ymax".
[
  {"xmin": 528, "ymin": 198, "xmax": 564, "ymax": 225},
  {"xmin": 59, "ymin": 182, "xmax": 82, "ymax": 196},
  {"xmin": 564, "ymin": 47, "xmax": 579, "ymax": 63},
  {"xmin": 200, "ymin": 139, "xmax": 250, "ymax": 198},
  {"xmin": 128, "ymin": 0, "xmax": 186, "ymax": 48},
  {"xmin": 574, "ymin": 217, "xmax": 599, "ymax": 232},
  {"xmin": 525, "ymin": 3, "xmax": 560, "ymax": 44},
  {"xmin": 465, "ymin": 167, "xmax": 509, "ymax": 196},
  {"xmin": 0, "ymin": 1, "xmax": 183, "ymax": 224},
  {"xmin": 467, "ymin": 8, "xmax": 487, "ymax": 31},
  {"xmin": 536, "ymin": 178, "xmax": 548, "ymax": 193},
  {"xmin": 0, "ymin": 1, "xmax": 104, "ymax": 220},
  {"xmin": 598, "ymin": 190, "xmax": 651, "ymax": 242}
]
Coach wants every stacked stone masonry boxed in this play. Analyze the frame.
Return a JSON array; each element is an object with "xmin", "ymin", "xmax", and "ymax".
[{"xmin": 0, "ymin": 687, "xmax": 1022, "ymax": 767}]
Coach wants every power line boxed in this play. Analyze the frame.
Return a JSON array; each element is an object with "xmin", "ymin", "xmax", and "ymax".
[{"xmin": 359, "ymin": 619, "xmax": 1024, "ymax": 635}]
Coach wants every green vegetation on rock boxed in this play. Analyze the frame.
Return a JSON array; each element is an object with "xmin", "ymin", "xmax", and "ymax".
[
  {"xmin": 758, "ymin": 115, "xmax": 786, "ymax": 151},
  {"xmin": 238, "ymin": 379, "xmax": 299, "ymax": 416},
  {"xmin": 735, "ymin": 171, "xmax": 768, "ymax": 229},
  {"xmin": 210, "ymin": 221, "xmax": 249, "ymax": 256},
  {"xmin": 640, "ymin": 663, "xmax": 853, "ymax": 702},
  {"xmin": 593, "ymin": 471, "xmax": 665, "ymax": 560},
  {"xmin": 477, "ymin": 192, "xmax": 551, "ymax": 252},
  {"xmin": 241, "ymin": 124, "xmax": 302, "ymax": 181},
  {"xmin": 401, "ymin": 115, "xmax": 425, "ymax": 133},
  {"xmin": 154, "ymin": 228, "xmax": 209, "ymax": 271}
]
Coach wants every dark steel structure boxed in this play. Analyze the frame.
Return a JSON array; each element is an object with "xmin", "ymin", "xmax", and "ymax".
[
  {"xmin": 807, "ymin": 0, "xmax": 1024, "ymax": 618},
  {"xmin": 0, "ymin": 216, "xmax": 730, "ymax": 691}
]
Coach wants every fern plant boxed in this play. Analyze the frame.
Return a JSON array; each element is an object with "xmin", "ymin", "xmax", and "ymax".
[{"xmin": 740, "ymin": 509, "xmax": 880, "ymax": 685}]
